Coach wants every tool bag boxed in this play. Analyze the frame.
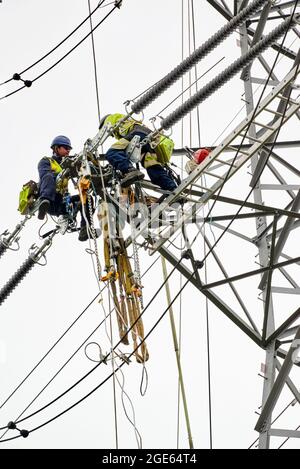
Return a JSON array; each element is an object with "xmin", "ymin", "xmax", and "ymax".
[
  {"xmin": 154, "ymin": 135, "xmax": 175, "ymax": 165},
  {"xmin": 18, "ymin": 180, "xmax": 39, "ymax": 215}
]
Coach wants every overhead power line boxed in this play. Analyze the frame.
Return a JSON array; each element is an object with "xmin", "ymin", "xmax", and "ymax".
[
  {"xmin": 0, "ymin": 1, "xmax": 119, "ymax": 101},
  {"xmin": 0, "ymin": 0, "xmax": 105, "ymax": 88},
  {"xmin": 0, "ymin": 251, "xmax": 163, "ymax": 435},
  {"xmin": 0, "ymin": 292, "xmax": 102, "ymax": 411},
  {"xmin": 0, "ymin": 258, "xmax": 198, "ymax": 443},
  {"xmin": 6, "ymin": 257, "xmax": 179, "ymax": 430}
]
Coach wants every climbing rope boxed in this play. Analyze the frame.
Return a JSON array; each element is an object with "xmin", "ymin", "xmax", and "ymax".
[{"xmin": 0, "ymin": 259, "xmax": 200, "ymax": 443}]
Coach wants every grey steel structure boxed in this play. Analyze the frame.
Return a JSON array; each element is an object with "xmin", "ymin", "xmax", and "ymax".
[
  {"xmin": 126, "ymin": 0, "xmax": 300, "ymax": 449},
  {"xmin": 92, "ymin": 1, "xmax": 300, "ymax": 448},
  {"xmin": 1, "ymin": 0, "xmax": 298, "ymax": 448},
  {"xmin": 189, "ymin": 0, "xmax": 300, "ymax": 449},
  {"xmin": 235, "ymin": 0, "xmax": 300, "ymax": 449}
]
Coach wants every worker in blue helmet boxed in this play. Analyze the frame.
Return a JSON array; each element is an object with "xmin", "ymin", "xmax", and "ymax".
[{"xmin": 37, "ymin": 135, "xmax": 94, "ymax": 241}]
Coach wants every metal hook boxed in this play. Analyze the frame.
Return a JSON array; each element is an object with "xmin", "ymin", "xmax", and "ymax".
[{"xmin": 123, "ymin": 99, "xmax": 132, "ymax": 114}]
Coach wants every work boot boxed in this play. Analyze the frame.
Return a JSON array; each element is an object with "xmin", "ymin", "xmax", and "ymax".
[
  {"xmin": 120, "ymin": 169, "xmax": 144, "ymax": 188},
  {"xmin": 37, "ymin": 199, "xmax": 50, "ymax": 220},
  {"xmin": 78, "ymin": 225, "xmax": 101, "ymax": 242}
]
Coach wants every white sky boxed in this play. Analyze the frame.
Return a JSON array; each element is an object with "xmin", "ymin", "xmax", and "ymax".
[{"xmin": 0, "ymin": 0, "xmax": 299, "ymax": 449}]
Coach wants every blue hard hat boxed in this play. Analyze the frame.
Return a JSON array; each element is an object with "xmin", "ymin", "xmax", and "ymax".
[{"xmin": 50, "ymin": 135, "xmax": 72, "ymax": 149}]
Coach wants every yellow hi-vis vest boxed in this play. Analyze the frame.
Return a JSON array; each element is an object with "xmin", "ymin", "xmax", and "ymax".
[
  {"xmin": 104, "ymin": 113, "xmax": 142, "ymax": 139},
  {"xmin": 18, "ymin": 157, "xmax": 68, "ymax": 215},
  {"xmin": 46, "ymin": 157, "xmax": 69, "ymax": 194}
]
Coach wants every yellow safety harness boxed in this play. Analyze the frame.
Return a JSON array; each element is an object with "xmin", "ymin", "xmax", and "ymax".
[{"xmin": 46, "ymin": 157, "xmax": 69, "ymax": 195}]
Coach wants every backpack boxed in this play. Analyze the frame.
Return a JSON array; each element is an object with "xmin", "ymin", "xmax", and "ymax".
[
  {"xmin": 154, "ymin": 135, "xmax": 175, "ymax": 165},
  {"xmin": 18, "ymin": 180, "xmax": 39, "ymax": 215}
]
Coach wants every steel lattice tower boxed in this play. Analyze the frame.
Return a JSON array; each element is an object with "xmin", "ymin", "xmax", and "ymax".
[{"xmin": 125, "ymin": 0, "xmax": 300, "ymax": 449}]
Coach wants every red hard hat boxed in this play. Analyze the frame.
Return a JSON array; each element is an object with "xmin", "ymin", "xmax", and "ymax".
[{"xmin": 193, "ymin": 148, "xmax": 210, "ymax": 164}]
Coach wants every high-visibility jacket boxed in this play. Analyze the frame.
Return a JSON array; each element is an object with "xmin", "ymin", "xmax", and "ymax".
[
  {"xmin": 38, "ymin": 155, "xmax": 69, "ymax": 203},
  {"xmin": 44, "ymin": 157, "xmax": 68, "ymax": 194},
  {"xmin": 104, "ymin": 113, "xmax": 174, "ymax": 165},
  {"xmin": 104, "ymin": 113, "xmax": 147, "ymax": 139},
  {"xmin": 19, "ymin": 156, "xmax": 68, "ymax": 214}
]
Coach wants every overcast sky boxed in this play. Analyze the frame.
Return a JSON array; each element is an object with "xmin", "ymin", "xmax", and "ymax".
[{"xmin": 0, "ymin": 0, "xmax": 299, "ymax": 449}]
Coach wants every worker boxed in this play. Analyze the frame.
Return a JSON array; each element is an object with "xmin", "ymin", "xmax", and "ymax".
[
  {"xmin": 37, "ymin": 135, "xmax": 93, "ymax": 242},
  {"xmin": 99, "ymin": 113, "xmax": 178, "ymax": 191}
]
